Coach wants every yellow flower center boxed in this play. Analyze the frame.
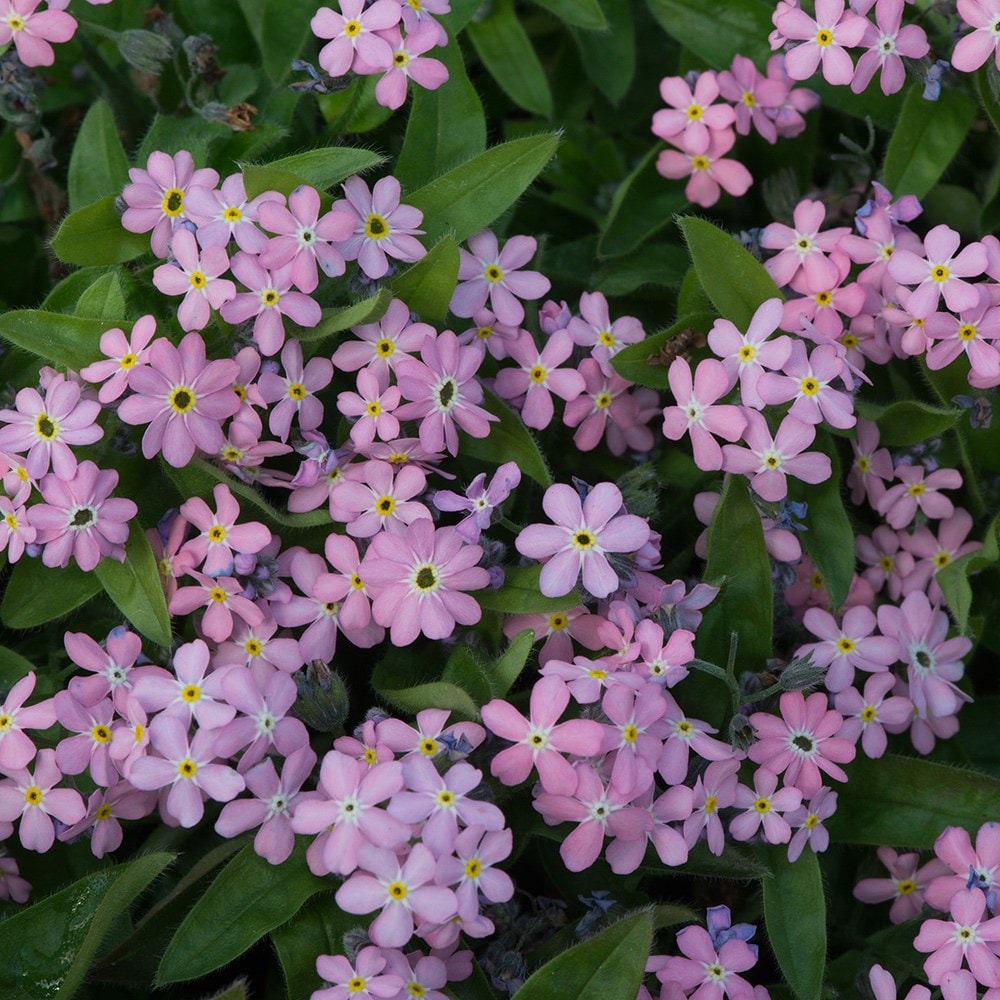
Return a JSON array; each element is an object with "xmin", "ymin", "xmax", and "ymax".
[
  {"xmin": 7, "ymin": 13, "xmax": 26, "ymax": 31},
  {"xmin": 209, "ymin": 587, "xmax": 227, "ymax": 603},
  {"xmin": 287, "ymin": 382, "xmax": 307, "ymax": 400},
  {"xmin": 704, "ymin": 794, "xmax": 718, "ymax": 814},
  {"xmin": 365, "ymin": 213, "xmax": 389, "ymax": 240},
  {"xmin": 800, "ymin": 377, "xmax": 819, "ymax": 396},
  {"xmin": 261, "ymin": 288, "xmax": 280, "ymax": 308},
  {"xmin": 739, "ymin": 344, "xmax": 756, "ymax": 362},
  {"xmin": 224, "ymin": 206, "xmax": 243, "ymax": 223},
  {"xmin": 623, "ymin": 724, "xmax": 638, "ymax": 744},
  {"xmin": 691, "ymin": 155, "xmax": 710, "ymax": 171},
  {"xmin": 897, "ymin": 879, "xmax": 917, "ymax": 896},
  {"xmin": 348, "ymin": 979, "xmax": 367, "ymax": 994},
  {"xmin": 178, "ymin": 758, "xmax": 198, "ymax": 778},
  {"xmin": 810, "ymin": 572, "xmax": 825, "ymax": 589},
  {"xmin": 841, "ymin": 333, "xmax": 859, "ymax": 349},
  {"xmin": 860, "ymin": 705, "xmax": 877, "ymax": 723},
  {"xmin": 754, "ymin": 797, "xmax": 771, "ymax": 813},
  {"xmin": 208, "ymin": 525, "xmax": 227, "ymax": 543},
  {"xmin": 804, "ymin": 813, "xmax": 819, "ymax": 829},
  {"xmin": 169, "ymin": 386, "xmax": 196, "ymax": 414},
  {"xmin": 387, "ymin": 881, "xmax": 407, "ymax": 900},
  {"xmin": 815, "ymin": 291, "xmax": 832, "ymax": 307},
  {"xmin": 420, "ymin": 738, "xmax": 438, "ymax": 756},
  {"xmin": 464, "ymin": 858, "xmax": 482, "ymax": 879},
  {"xmin": 742, "ymin": 91, "xmax": 756, "ymax": 107},
  {"xmin": 119, "ymin": 352, "xmax": 137, "ymax": 369},
  {"xmin": 934, "ymin": 551, "xmax": 951, "ymax": 568},
  {"xmin": 815, "ymin": 28, "xmax": 833, "ymax": 45},
  {"xmin": 35, "ymin": 412, "xmax": 58, "ymax": 440},
  {"xmin": 92, "ymin": 724, "xmax": 112, "ymax": 744},
  {"xmin": 364, "ymin": 747, "xmax": 378, "ymax": 765},
  {"xmin": 836, "ymin": 638, "xmax": 855, "ymax": 654},
  {"xmin": 958, "ymin": 324, "xmax": 977, "ymax": 341},
  {"xmin": 879, "ymin": 555, "xmax": 894, "ymax": 571},
  {"xmin": 595, "ymin": 391, "xmax": 612, "ymax": 409},
  {"xmin": 598, "ymin": 330, "xmax": 615, "ymax": 347},
  {"xmin": 162, "ymin": 188, "xmax": 184, "ymax": 216},
  {"xmin": 588, "ymin": 668, "xmax": 607, "ymax": 679},
  {"xmin": 344, "ymin": 19, "xmax": 362, "ymax": 36},
  {"xmin": 484, "ymin": 264, "xmax": 504, "ymax": 283},
  {"xmin": 476, "ymin": 326, "xmax": 493, "ymax": 339},
  {"xmin": 376, "ymin": 495, "xmax": 396, "ymax": 516},
  {"xmin": 548, "ymin": 613, "xmax": 567, "ymax": 630},
  {"xmin": 189, "ymin": 271, "xmax": 206, "ymax": 289},
  {"xmin": 686, "ymin": 103, "xmax": 703, "ymax": 120},
  {"xmin": 931, "ymin": 265, "xmax": 949, "ymax": 283},
  {"xmin": 24, "ymin": 786, "xmax": 43, "ymax": 806},
  {"xmin": 96, "ymin": 803, "xmax": 113, "ymax": 821},
  {"xmin": 376, "ymin": 338, "xmax": 395, "ymax": 357},
  {"xmin": 529, "ymin": 365, "xmax": 547, "ymax": 383},
  {"xmin": 856, "ymin": 455, "xmax": 870, "ymax": 473},
  {"xmin": 5, "ymin": 513, "xmax": 17, "ymax": 531},
  {"xmin": 366, "ymin": 400, "xmax": 381, "ymax": 416},
  {"xmin": 436, "ymin": 790, "xmax": 455, "ymax": 808},
  {"xmin": 181, "ymin": 684, "xmax": 201, "ymax": 703},
  {"xmin": 393, "ymin": 50, "xmax": 409, "ymax": 67},
  {"xmin": 907, "ymin": 483, "xmax": 925, "ymax": 496},
  {"xmin": 412, "ymin": 563, "xmax": 439, "ymax": 592},
  {"xmin": 571, "ymin": 530, "xmax": 595, "ymax": 550}
]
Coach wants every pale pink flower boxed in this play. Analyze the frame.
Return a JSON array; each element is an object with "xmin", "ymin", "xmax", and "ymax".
[
  {"xmin": 785, "ymin": 786, "xmax": 838, "ymax": 863},
  {"xmin": 515, "ymin": 482, "xmax": 650, "ymax": 599},
  {"xmin": 0, "ymin": 493, "xmax": 34, "ymax": 562},
  {"xmin": 852, "ymin": 0, "xmax": 930, "ymax": 95},
  {"xmin": 914, "ymin": 888, "xmax": 1000, "ymax": 986},
  {"xmin": 312, "ymin": 0, "xmax": 401, "ymax": 77},
  {"xmin": 179, "ymin": 482, "xmax": 271, "ymax": 577},
  {"xmin": 651, "ymin": 70, "xmax": 737, "ymax": 154},
  {"xmin": 80, "ymin": 315, "xmax": 158, "ymax": 405},
  {"xmin": 314, "ymin": 946, "xmax": 406, "ymax": 1000},
  {"xmin": 437, "ymin": 825, "xmax": 514, "ymax": 921},
  {"xmin": 0, "ymin": 748, "xmax": 86, "ymax": 852},
  {"xmin": 756, "ymin": 341, "xmax": 856, "ymax": 428},
  {"xmin": 257, "ymin": 337, "xmax": 333, "ymax": 442},
  {"xmin": 567, "ymin": 291, "xmax": 644, "ymax": 370},
  {"xmin": 900, "ymin": 509, "xmax": 981, "ymax": 602},
  {"xmin": 888, "ymin": 225, "xmax": 988, "ymax": 315},
  {"xmin": 867, "ymin": 964, "xmax": 932, "ymax": 1000},
  {"xmin": 798, "ymin": 605, "xmax": 899, "ymax": 692},
  {"xmin": 776, "ymin": 0, "xmax": 869, "ymax": 85},
  {"xmin": 480, "ymin": 676, "xmax": 605, "ymax": 795},
  {"xmin": 152, "ymin": 228, "xmax": 236, "ymax": 332},
  {"xmin": 562, "ymin": 359, "xmax": 649, "ymax": 455},
  {"xmin": 0, "ymin": 672, "xmax": 56, "ymax": 771},
  {"xmin": 683, "ymin": 758, "xmax": 740, "ymax": 855},
  {"xmin": 0, "ymin": 0, "xmax": 76, "ymax": 68},
  {"xmin": 857, "ymin": 525, "xmax": 914, "ymax": 600},
  {"xmin": 662, "ymin": 357, "xmax": 748, "ymax": 470},
  {"xmin": 877, "ymin": 463, "xmax": 963, "ymax": 529},
  {"xmin": 338, "ymin": 369, "xmax": 402, "ymax": 447},
  {"xmin": 717, "ymin": 54, "xmax": 789, "ymax": 143},
  {"xmin": 653, "ymin": 917, "xmax": 759, "ymax": 998},
  {"xmin": 57, "ymin": 781, "xmax": 156, "ymax": 859},
  {"xmin": 655, "ymin": 129, "xmax": 752, "ymax": 207},
  {"xmin": 363, "ymin": 24, "xmax": 449, "ymax": 111},
  {"xmin": 952, "ymin": 0, "xmax": 1000, "ymax": 73},
  {"xmin": 924, "ymin": 288, "xmax": 1000, "ymax": 379},
  {"xmin": 169, "ymin": 572, "xmax": 265, "ymax": 643},
  {"xmin": 729, "ymin": 767, "xmax": 803, "ymax": 844},
  {"xmin": 361, "ymin": 519, "xmax": 488, "ymax": 646},
  {"xmin": 329, "ymin": 459, "xmax": 430, "ymax": 537},
  {"xmin": 834, "ymin": 673, "xmax": 913, "ymax": 758},
  {"xmin": 122, "ymin": 150, "xmax": 220, "ymax": 258},
  {"xmin": 493, "ymin": 330, "xmax": 585, "ymax": 430},
  {"xmin": 926, "ymin": 823, "xmax": 1000, "ymax": 913},
  {"xmin": 761, "ymin": 198, "xmax": 850, "ymax": 289},
  {"xmin": 331, "ymin": 297, "xmax": 434, "ymax": 376},
  {"xmin": 847, "ymin": 417, "xmax": 894, "ymax": 507},
  {"xmin": 117, "ymin": 332, "xmax": 240, "ymax": 467},
  {"xmin": 451, "ymin": 230, "xmax": 550, "ymax": 328},
  {"xmin": 185, "ymin": 172, "xmax": 281, "ymax": 254}
]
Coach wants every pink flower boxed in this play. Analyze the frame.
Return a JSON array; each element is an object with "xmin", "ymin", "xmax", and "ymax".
[
  {"xmin": 53, "ymin": 692, "xmax": 117, "ymax": 786},
  {"xmin": 121, "ymin": 150, "xmax": 220, "ymax": 259},
  {"xmin": 747, "ymin": 691, "xmax": 856, "ymax": 796},
  {"xmin": 683, "ymin": 758, "xmax": 740, "ymax": 856},
  {"xmin": 152, "ymin": 228, "xmax": 236, "ymax": 332},
  {"xmin": 721, "ymin": 410, "xmax": 832, "ymax": 502},
  {"xmin": 926, "ymin": 823, "xmax": 1000, "ymax": 913},
  {"xmin": 562, "ymin": 359, "xmax": 649, "ymax": 455},
  {"xmin": 851, "ymin": 0, "xmax": 930, "ymax": 95},
  {"xmin": 312, "ymin": 0, "xmax": 401, "ymax": 77},
  {"xmin": 28, "ymin": 461, "xmax": 136, "ymax": 571},
  {"xmin": 756, "ymin": 341, "xmax": 856, "ymax": 429},
  {"xmin": 515, "ymin": 482, "xmax": 651, "ymax": 599},
  {"xmin": 364, "ymin": 24, "xmax": 449, "ymax": 110},
  {"xmin": 494, "ymin": 330, "xmax": 585, "ymax": 429},
  {"xmin": 451, "ymin": 230, "xmax": 551, "ymax": 328},
  {"xmin": 168, "ymin": 572, "xmax": 265, "ymax": 643},
  {"xmin": 0, "ymin": 672, "xmax": 56, "ymax": 771},
  {"xmin": 729, "ymin": 767, "xmax": 803, "ymax": 844},
  {"xmin": 80, "ymin": 315, "xmax": 157, "ymax": 405},
  {"xmin": 900, "ymin": 509, "xmax": 981, "ymax": 603},
  {"xmin": 117, "ymin": 332, "xmax": 241, "ymax": 466},
  {"xmin": 185, "ymin": 172, "xmax": 281, "ymax": 254},
  {"xmin": 214, "ymin": 747, "xmax": 317, "ymax": 865},
  {"xmin": 661, "ymin": 357, "xmax": 747, "ymax": 470},
  {"xmin": 567, "ymin": 291, "xmax": 644, "ymax": 369},
  {"xmin": 330, "ymin": 460, "xmax": 431, "ymax": 537},
  {"xmin": 876, "ymin": 464, "xmax": 963, "ymax": 529},
  {"xmin": 437, "ymin": 824, "xmax": 515, "ymax": 926},
  {"xmin": 761, "ymin": 198, "xmax": 850, "ymax": 289},
  {"xmin": 335, "ymin": 842, "xmax": 457, "ymax": 948},
  {"xmin": 338, "ymin": 369, "xmax": 402, "ymax": 447},
  {"xmin": 57, "ymin": 781, "xmax": 156, "ymax": 859},
  {"xmin": 179, "ymin": 483, "xmax": 271, "ymax": 577},
  {"xmin": 798, "ymin": 605, "xmax": 898, "ymax": 692},
  {"xmin": 432, "ymin": 461, "xmax": 521, "ymax": 543},
  {"xmin": 333, "ymin": 175, "xmax": 426, "ymax": 279},
  {"xmin": 361, "ymin": 518, "xmax": 488, "ymax": 645},
  {"xmin": 834, "ymin": 673, "xmax": 913, "ymax": 758},
  {"xmin": 654, "ymin": 920, "xmax": 760, "ymax": 998},
  {"xmin": 480, "ymin": 676, "xmax": 605, "ymax": 795},
  {"xmin": 0, "ymin": 748, "xmax": 86, "ymax": 852},
  {"xmin": 651, "ymin": 70, "xmax": 737, "ymax": 154},
  {"xmin": 0, "ymin": 0, "xmax": 76, "ymax": 68},
  {"xmin": 220, "ymin": 253, "xmax": 322, "ymax": 356},
  {"xmin": 776, "ymin": 0, "xmax": 869, "ymax": 85},
  {"xmin": 331, "ymin": 297, "xmax": 434, "ymax": 377},
  {"xmin": 718, "ymin": 54, "xmax": 789, "ymax": 143},
  {"xmin": 257, "ymin": 185, "xmax": 354, "ymax": 292},
  {"xmin": 0, "ymin": 372, "xmax": 102, "ymax": 481},
  {"xmin": 914, "ymin": 888, "xmax": 1000, "ymax": 986},
  {"xmin": 605, "ymin": 784, "xmax": 693, "ymax": 874},
  {"xmin": 655, "ymin": 129, "xmax": 752, "ymax": 208},
  {"xmin": 888, "ymin": 225, "xmax": 988, "ymax": 316},
  {"xmin": 533, "ymin": 762, "xmax": 652, "ymax": 872},
  {"xmin": 925, "ymin": 288, "xmax": 1000, "ymax": 379},
  {"xmin": 952, "ymin": 0, "xmax": 1000, "ymax": 72},
  {"xmin": 857, "ymin": 524, "xmax": 914, "ymax": 600},
  {"xmin": 867, "ymin": 964, "xmax": 931, "ymax": 1000},
  {"xmin": 395, "ymin": 330, "xmax": 497, "ymax": 455},
  {"xmin": 314, "ymin": 946, "xmax": 405, "ymax": 1000},
  {"xmin": 855, "ymin": 847, "xmax": 951, "ymax": 923},
  {"xmin": 0, "ymin": 493, "xmax": 34, "ymax": 562},
  {"xmin": 257, "ymin": 337, "xmax": 333, "ymax": 443},
  {"xmin": 128, "ymin": 716, "xmax": 245, "ymax": 828},
  {"xmin": 785, "ymin": 786, "xmax": 838, "ymax": 863}
]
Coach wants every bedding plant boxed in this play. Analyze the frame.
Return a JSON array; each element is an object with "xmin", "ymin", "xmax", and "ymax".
[{"xmin": 1, "ymin": 0, "xmax": 1000, "ymax": 997}]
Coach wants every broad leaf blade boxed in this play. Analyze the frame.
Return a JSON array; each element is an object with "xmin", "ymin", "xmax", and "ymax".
[
  {"xmin": 301, "ymin": 290, "xmax": 393, "ymax": 344},
  {"xmin": 763, "ymin": 847, "xmax": 826, "ymax": 1000},
  {"xmin": 514, "ymin": 912, "xmax": 653, "ymax": 1000},
  {"xmin": 390, "ymin": 236, "xmax": 461, "ymax": 323},
  {"xmin": 67, "ymin": 100, "xmax": 130, "ymax": 213},
  {"xmin": 50, "ymin": 196, "xmax": 150, "ymax": 266},
  {"xmin": 646, "ymin": 0, "xmax": 772, "ymax": 69},
  {"xmin": 1, "ymin": 559, "xmax": 102, "ymax": 629},
  {"xmin": 0, "ymin": 309, "xmax": 124, "ymax": 370},
  {"xmin": 854, "ymin": 399, "xmax": 961, "ymax": 447},
  {"xmin": 611, "ymin": 312, "xmax": 717, "ymax": 389},
  {"xmin": 476, "ymin": 565, "xmax": 583, "ymax": 615},
  {"xmin": 459, "ymin": 389, "xmax": 552, "ymax": 488},
  {"xmin": 490, "ymin": 628, "xmax": 535, "ymax": 698},
  {"xmin": 94, "ymin": 521, "xmax": 172, "ymax": 648},
  {"xmin": 240, "ymin": 147, "xmax": 387, "ymax": 200},
  {"xmin": 156, "ymin": 843, "xmax": 327, "ymax": 984}
]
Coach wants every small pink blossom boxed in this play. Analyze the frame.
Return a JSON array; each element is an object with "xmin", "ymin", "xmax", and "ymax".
[
  {"xmin": 0, "ymin": 0, "xmax": 77, "ymax": 68},
  {"xmin": 655, "ymin": 129, "xmax": 752, "ymax": 208},
  {"xmin": 651, "ymin": 70, "xmax": 737, "ymax": 155},
  {"xmin": 0, "ymin": 748, "xmax": 86, "ymax": 852},
  {"xmin": 80, "ymin": 315, "xmax": 157, "ymax": 405}
]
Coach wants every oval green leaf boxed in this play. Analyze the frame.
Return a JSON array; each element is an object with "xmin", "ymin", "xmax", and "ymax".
[
  {"xmin": 1, "ymin": 558, "xmax": 103, "ymax": 630},
  {"xmin": 763, "ymin": 847, "xmax": 826, "ymax": 1000},
  {"xmin": 0, "ymin": 853, "xmax": 173, "ymax": 1000},
  {"xmin": 94, "ymin": 521, "xmax": 172, "ymax": 648},
  {"xmin": 0, "ymin": 309, "xmax": 123, "ymax": 371},
  {"xmin": 240, "ymin": 147, "xmax": 387, "ymax": 200},
  {"xmin": 67, "ymin": 99, "xmax": 130, "ymax": 213},
  {"xmin": 50, "ymin": 195, "xmax": 150, "ymax": 266},
  {"xmin": 529, "ymin": 0, "xmax": 608, "ymax": 29},
  {"xmin": 407, "ymin": 134, "xmax": 561, "ymax": 247},
  {"xmin": 854, "ymin": 398, "xmax": 962, "ymax": 447},
  {"xmin": 476, "ymin": 565, "xmax": 583, "ymax": 615},
  {"xmin": 678, "ymin": 215, "xmax": 784, "ymax": 329},
  {"xmin": 490, "ymin": 628, "xmax": 535, "ymax": 698},
  {"xmin": 300, "ymin": 290, "xmax": 393, "ymax": 344},
  {"xmin": 514, "ymin": 912, "xmax": 653, "ymax": 1000},
  {"xmin": 646, "ymin": 0, "xmax": 772, "ymax": 69},
  {"xmin": 390, "ymin": 236, "xmax": 461, "ymax": 323},
  {"xmin": 611, "ymin": 311, "xmax": 717, "ymax": 389},
  {"xmin": 156, "ymin": 842, "xmax": 327, "ymax": 984}
]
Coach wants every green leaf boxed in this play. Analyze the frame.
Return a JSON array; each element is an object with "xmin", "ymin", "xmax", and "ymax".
[
  {"xmin": 854, "ymin": 398, "xmax": 962, "ymax": 447},
  {"xmin": 459, "ymin": 388, "xmax": 552, "ymax": 488},
  {"xmin": 271, "ymin": 896, "xmax": 360, "ymax": 1000},
  {"xmin": 762, "ymin": 847, "xmax": 826, "ymax": 1000},
  {"xmin": 372, "ymin": 649, "xmax": 482, "ymax": 719},
  {"xmin": 407, "ymin": 134, "xmax": 561, "ymax": 247},
  {"xmin": 1, "ymin": 558, "xmax": 102, "ymax": 630},
  {"xmin": 50, "ymin": 195, "xmax": 150, "ymax": 266},
  {"xmin": 514, "ymin": 912, "xmax": 653, "ymax": 1000},
  {"xmin": 207, "ymin": 981, "xmax": 248, "ymax": 1000},
  {"xmin": 240, "ymin": 147, "xmax": 387, "ymax": 200},
  {"xmin": 390, "ymin": 236, "xmax": 461, "ymax": 323},
  {"xmin": 611, "ymin": 312, "xmax": 716, "ymax": 389},
  {"xmin": 95, "ymin": 521, "xmax": 172, "ymax": 648},
  {"xmin": 490, "ymin": 628, "xmax": 535, "ymax": 698},
  {"xmin": 476, "ymin": 565, "xmax": 583, "ymax": 615},
  {"xmin": 0, "ymin": 309, "xmax": 122, "ymax": 370},
  {"xmin": 789, "ymin": 430, "xmax": 853, "ymax": 611},
  {"xmin": 591, "ymin": 242, "xmax": 688, "ymax": 296},
  {"xmin": 466, "ymin": 0, "xmax": 553, "ymax": 117},
  {"xmin": 163, "ymin": 458, "xmax": 332, "ymax": 530},
  {"xmin": 978, "ymin": 65, "xmax": 1000, "ymax": 136},
  {"xmin": 136, "ymin": 115, "xmax": 233, "ymax": 169},
  {"xmin": 236, "ymin": 0, "xmax": 316, "ymax": 82},
  {"xmin": 598, "ymin": 146, "xmax": 688, "ymax": 258},
  {"xmin": 677, "ymin": 841, "xmax": 772, "ymax": 880},
  {"xmin": 571, "ymin": 2, "xmax": 635, "ymax": 104},
  {"xmin": 937, "ymin": 514, "xmax": 999, "ymax": 632},
  {"xmin": 0, "ymin": 645, "xmax": 37, "ymax": 689},
  {"xmin": 441, "ymin": 643, "xmax": 493, "ymax": 706},
  {"xmin": 827, "ymin": 754, "xmax": 1000, "ymax": 848},
  {"xmin": 67, "ymin": 99, "xmax": 130, "ymax": 213},
  {"xmin": 0, "ymin": 853, "xmax": 173, "ymax": 1000},
  {"xmin": 75, "ymin": 271, "xmax": 126, "ymax": 322},
  {"xmin": 678, "ymin": 215, "xmax": 784, "ymax": 328},
  {"xmin": 699, "ymin": 475, "xmax": 773, "ymax": 675},
  {"xmin": 646, "ymin": 0, "xmax": 772, "ymax": 69},
  {"xmin": 156, "ymin": 842, "xmax": 327, "ymax": 984},
  {"xmin": 882, "ymin": 84, "xmax": 977, "ymax": 200},
  {"xmin": 301, "ymin": 290, "xmax": 393, "ymax": 344},
  {"xmin": 529, "ymin": 0, "xmax": 608, "ymax": 29},
  {"xmin": 396, "ymin": 43, "xmax": 486, "ymax": 190}
]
